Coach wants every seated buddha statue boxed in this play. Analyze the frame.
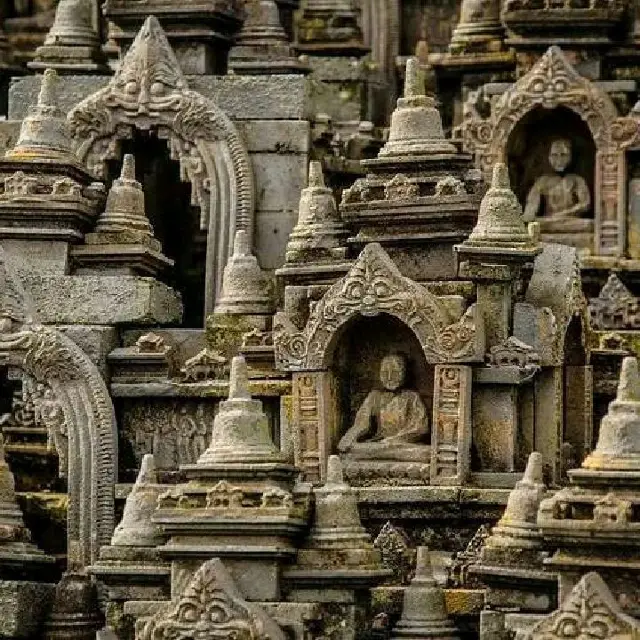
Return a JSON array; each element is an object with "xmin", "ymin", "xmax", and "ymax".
[
  {"xmin": 338, "ymin": 354, "xmax": 430, "ymax": 461},
  {"xmin": 523, "ymin": 138, "xmax": 591, "ymax": 222}
]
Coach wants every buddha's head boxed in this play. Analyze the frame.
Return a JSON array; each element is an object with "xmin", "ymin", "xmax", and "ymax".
[
  {"xmin": 548, "ymin": 138, "xmax": 572, "ymax": 173},
  {"xmin": 380, "ymin": 354, "xmax": 407, "ymax": 391}
]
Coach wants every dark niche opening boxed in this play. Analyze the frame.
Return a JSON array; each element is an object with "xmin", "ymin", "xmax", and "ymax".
[
  {"xmin": 330, "ymin": 313, "xmax": 434, "ymax": 447},
  {"xmin": 106, "ymin": 131, "xmax": 206, "ymax": 328},
  {"xmin": 562, "ymin": 315, "xmax": 591, "ymax": 471},
  {"xmin": 507, "ymin": 105, "xmax": 596, "ymax": 216}
]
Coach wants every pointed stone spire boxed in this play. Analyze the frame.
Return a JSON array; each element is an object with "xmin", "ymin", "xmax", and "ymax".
[
  {"xmin": 228, "ymin": 0, "xmax": 307, "ymax": 74},
  {"xmin": 582, "ymin": 356, "xmax": 640, "ymax": 471},
  {"xmin": 29, "ymin": 0, "xmax": 107, "ymax": 73},
  {"xmin": 76, "ymin": 154, "xmax": 173, "ymax": 276},
  {"xmin": 94, "ymin": 155, "xmax": 155, "ymax": 238},
  {"xmin": 196, "ymin": 355, "xmax": 285, "ymax": 465},
  {"xmin": 6, "ymin": 69, "xmax": 78, "ymax": 163},
  {"xmin": 391, "ymin": 546, "xmax": 460, "ymax": 640},
  {"xmin": 307, "ymin": 455, "xmax": 371, "ymax": 548},
  {"xmin": 213, "ymin": 230, "xmax": 274, "ymax": 315},
  {"xmin": 483, "ymin": 452, "xmax": 545, "ymax": 550},
  {"xmin": 110, "ymin": 454, "xmax": 164, "ymax": 547},
  {"xmin": 379, "ymin": 57, "xmax": 456, "ymax": 159},
  {"xmin": 293, "ymin": 455, "xmax": 386, "ymax": 580},
  {"xmin": 462, "ymin": 164, "xmax": 540, "ymax": 251},
  {"xmin": 285, "ymin": 161, "xmax": 348, "ymax": 263}
]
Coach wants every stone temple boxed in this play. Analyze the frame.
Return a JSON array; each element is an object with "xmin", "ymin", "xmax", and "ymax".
[{"xmin": 1, "ymin": 0, "xmax": 640, "ymax": 638}]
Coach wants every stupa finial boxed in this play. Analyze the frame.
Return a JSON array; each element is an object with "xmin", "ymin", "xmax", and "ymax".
[
  {"xmin": 404, "ymin": 57, "xmax": 424, "ymax": 98},
  {"xmin": 308, "ymin": 161, "xmax": 325, "ymax": 188},
  {"xmin": 326, "ymin": 455, "xmax": 345, "ymax": 485},
  {"xmin": 233, "ymin": 230, "xmax": 251, "ymax": 257},
  {"xmin": 522, "ymin": 451, "xmax": 543, "ymax": 485},
  {"xmin": 229, "ymin": 355, "xmax": 251, "ymax": 401},
  {"xmin": 38, "ymin": 69, "xmax": 58, "ymax": 107},
  {"xmin": 492, "ymin": 162, "xmax": 510, "ymax": 190},
  {"xmin": 121, "ymin": 154, "xmax": 136, "ymax": 182},
  {"xmin": 617, "ymin": 357, "xmax": 640, "ymax": 403}
]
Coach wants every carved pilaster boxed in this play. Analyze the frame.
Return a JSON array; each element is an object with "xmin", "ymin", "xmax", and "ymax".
[
  {"xmin": 430, "ymin": 365, "xmax": 472, "ymax": 485},
  {"xmin": 292, "ymin": 372, "xmax": 332, "ymax": 483}
]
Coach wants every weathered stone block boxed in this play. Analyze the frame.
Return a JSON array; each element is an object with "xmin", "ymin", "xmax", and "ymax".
[
  {"xmin": 255, "ymin": 208, "xmax": 299, "ymax": 271},
  {"xmin": 2, "ymin": 239, "xmax": 70, "ymax": 277},
  {"xmin": 252, "ymin": 153, "xmax": 308, "ymax": 213},
  {"xmin": 9, "ymin": 74, "xmax": 310, "ymax": 122},
  {"xmin": 23, "ymin": 274, "xmax": 183, "ymax": 325},
  {"xmin": 238, "ymin": 121, "xmax": 310, "ymax": 154},
  {"xmin": 0, "ymin": 580, "xmax": 55, "ymax": 638}
]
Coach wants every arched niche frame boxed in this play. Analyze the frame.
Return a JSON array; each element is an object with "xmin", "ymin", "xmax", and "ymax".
[
  {"xmin": 67, "ymin": 16, "xmax": 255, "ymax": 317},
  {"xmin": 0, "ymin": 254, "xmax": 117, "ymax": 568},
  {"xmin": 462, "ymin": 45, "xmax": 640, "ymax": 257},
  {"xmin": 274, "ymin": 242, "xmax": 483, "ymax": 483}
]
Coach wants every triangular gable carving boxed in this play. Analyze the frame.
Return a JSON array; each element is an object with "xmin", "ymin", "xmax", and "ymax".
[
  {"xmin": 598, "ymin": 273, "xmax": 635, "ymax": 302},
  {"xmin": 68, "ymin": 16, "xmax": 255, "ymax": 313},
  {"xmin": 495, "ymin": 47, "xmax": 618, "ymax": 139},
  {"xmin": 135, "ymin": 558, "xmax": 286, "ymax": 640},
  {"xmin": 523, "ymin": 572, "xmax": 640, "ymax": 640},
  {"xmin": 589, "ymin": 273, "xmax": 640, "ymax": 330},
  {"xmin": 274, "ymin": 243, "xmax": 484, "ymax": 369},
  {"xmin": 462, "ymin": 46, "xmax": 625, "ymax": 176},
  {"xmin": 0, "ymin": 248, "xmax": 117, "ymax": 567}
]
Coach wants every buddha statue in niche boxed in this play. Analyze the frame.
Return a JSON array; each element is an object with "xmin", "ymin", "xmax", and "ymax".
[
  {"xmin": 338, "ymin": 354, "xmax": 430, "ymax": 461},
  {"xmin": 523, "ymin": 138, "xmax": 591, "ymax": 221}
]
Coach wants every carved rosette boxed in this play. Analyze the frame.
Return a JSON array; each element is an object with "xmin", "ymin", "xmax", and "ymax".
[
  {"xmin": 274, "ymin": 243, "xmax": 484, "ymax": 371},
  {"xmin": 461, "ymin": 46, "xmax": 640, "ymax": 256},
  {"xmin": 67, "ymin": 16, "xmax": 255, "ymax": 312}
]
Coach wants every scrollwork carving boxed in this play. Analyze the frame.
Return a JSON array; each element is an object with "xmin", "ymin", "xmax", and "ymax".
[
  {"xmin": 462, "ymin": 46, "xmax": 640, "ymax": 255},
  {"xmin": 521, "ymin": 572, "xmax": 640, "ymax": 640},
  {"xmin": 135, "ymin": 558, "xmax": 286, "ymax": 640},
  {"xmin": 274, "ymin": 243, "xmax": 484, "ymax": 370}
]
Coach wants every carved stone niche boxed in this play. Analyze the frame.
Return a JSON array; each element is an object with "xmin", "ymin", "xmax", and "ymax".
[
  {"xmin": 274, "ymin": 243, "xmax": 482, "ymax": 485},
  {"xmin": 67, "ymin": 16, "xmax": 256, "ymax": 319},
  {"xmin": 462, "ymin": 46, "xmax": 640, "ymax": 257}
]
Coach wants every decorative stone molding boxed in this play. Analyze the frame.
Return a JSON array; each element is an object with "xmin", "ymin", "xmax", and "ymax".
[
  {"xmin": 488, "ymin": 336, "xmax": 541, "ymax": 368},
  {"xmin": 462, "ymin": 46, "xmax": 640, "ymax": 256},
  {"xmin": 67, "ymin": 16, "xmax": 255, "ymax": 313},
  {"xmin": 135, "ymin": 558, "xmax": 286, "ymax": 640},
  {"xmin": 274, "ymin": 243, "xmax": 485, "ymax": 370},
  {"xmin": 0, "ymin": 251, "xmax": 117, "ymax": 568},
  {"xmin": 520, "ymin": 572, "xmax": 640, "ymax": 640}
]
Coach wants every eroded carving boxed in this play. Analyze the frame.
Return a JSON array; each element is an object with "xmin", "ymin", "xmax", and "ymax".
[
  {"xmin": 274, "ymin": 243, "xmax": 484, "ymax": 370},
  {"xmin": 521, "ymin": 572, "xmax": 640, "ymax": 640},
  {"xmin": 135, "ymin": 558, "xmax": 286, "ymax": 640}
]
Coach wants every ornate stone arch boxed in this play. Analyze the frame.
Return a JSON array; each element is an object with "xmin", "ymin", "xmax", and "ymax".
[
  {"xmin": 0, "ymin": 253, "xmax": 117, "ymax": 568},
  {"xmin": 274, "ymin": 243, "xmax": 485, "ymax": 371},
  {"xmin": 463, "ymin": 46, "xmax": 640, "ymax": 256},
  {"xmin": 67, "ymin": 16, "xmax": 255, "ymax": 315}
]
